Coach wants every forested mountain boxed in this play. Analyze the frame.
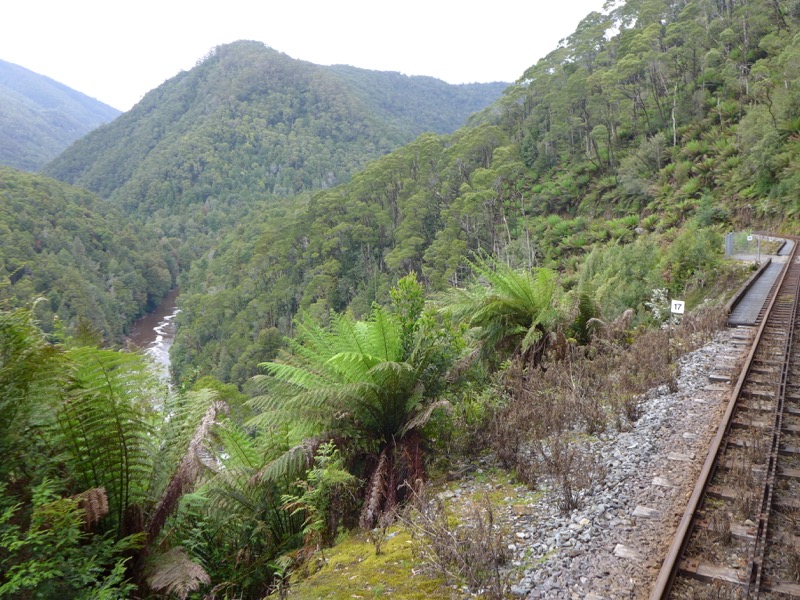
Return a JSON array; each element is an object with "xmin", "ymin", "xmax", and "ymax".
[
  {"xmin": 170, "ymin": 0, "xmax": 800, "ymax": 385},
  {"xmin": 0, "ymin": 167, "xmax": 176, "ymax": 340},
  {"xmin": 0, "ymin": 59, "xmax": 119, "ymax": 171},
  {"xmin": 43, "ymin": 41, "xmax": 505, "ymax": 238},
  {"xmin": 7, "ymin": 1, "xmax": 800, "ymax": 598}
]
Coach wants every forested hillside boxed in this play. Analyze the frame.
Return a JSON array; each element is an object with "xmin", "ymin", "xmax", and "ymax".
[
  {"xmin": 42, "ymin": 41, "xmax": 505, "ymax": 241},
  {"xmin": 0, "ymin": 167, "xmax": 176, "ymax": 339},
  {"xmin": 0, "ymin": 59, "xmax": 119, "ymax": 171},
  {"xmin": 6, "ymin": 1, "xmax": 800, "ymax": 598},
  {"xmin": 171, "ymin": 0, "xmax": 800, "ymax": 385}
]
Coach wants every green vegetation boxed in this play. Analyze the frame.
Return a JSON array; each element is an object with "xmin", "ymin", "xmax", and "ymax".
[
  {"xmin": 286, "ymin": 527, "xmax": 447, "ymax": 599},
  {"xmin": 43, "ymin": 42, "xmax": 505, "ymax": 235},
  {"xmin": 0, "ymin": 304, "xmax": 297, "ymax": 598},
  {"xmin": 251, "ymin": 273, "xmax": 461, "ymax": 529},
  {"xmin": 6, "ymin": 0, "xmax": 800, "ymax": 597},
  {"xmin": 0, "ymin": 166, "xmax": 176, "ymax": 340},
  {"xmin": 166, "ymin": 0, "xmax": 800, "ymax": 386},
  {"xmin": 439, "ymin": 256, "xmax": 570, "ymax": 369},
  {"xmin": 0, "ymin": 59, "xmax": 120, "ymax": 172}
]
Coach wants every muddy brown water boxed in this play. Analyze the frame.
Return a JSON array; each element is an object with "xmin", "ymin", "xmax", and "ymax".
[{"xmin": 127, "ymin": 288, "xmax": 179, "ymax": 379}]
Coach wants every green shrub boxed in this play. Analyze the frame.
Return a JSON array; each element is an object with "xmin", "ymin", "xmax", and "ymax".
[{"xmin": 0, "ymin": 480, "xmax": 142, "ymax": 599}]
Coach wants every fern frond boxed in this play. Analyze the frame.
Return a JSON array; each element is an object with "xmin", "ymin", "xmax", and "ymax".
[
  {"xmin": 329, "ymin": 311, "xmax": 368, "ymax": 356},
  {"xmin": 74, "ymin": 487, "xmax": 110, "ymax": 528},
  {"xmin": 359, "ymin": 448, "xmax": 388, "ymax": 529},
  {"xmin": 259, "ymin": 360, "xmax": 330, "ymax": 389},
  {"xmin": 151, "ymin": 389, "xmax": 218, "ymax": 490},
  {"xmin": 0, "ymin": 307, "xmax": 66, "ymax": 477},
  {"xmin": 252, "ymin": 438, "xmax": 319, "ymax": 486},
  {"xmin": 213, "ymin": 421, "xmax": 260, "ymax": 470},
  {"xmin": 249, "ymin": 386, "xmax": 338, "ymax": 425},
  {"xmin": 325, "ymin": 350, "xmax": 383, "ymax": 382},
  {"xmin": 146, "ymin": 546, "xmax": 210, "ymax": 600},
  {"xmin": 520, "ymin": 323, "xmax": 545, "ymax": 353},
  {"xmin": 399, "ymin": 399, "xmax": 452, "ymax": 437},
  {"xmin": 146, "ymin": 399, "xmax": 229, "ymax": 541},
  {"xmin": 55, "ymin": 347, "xmax": 157, "ymax": 536},
  {"xmin": 364, "ymin": 305, "xmax": 403, "ymax": 361}
]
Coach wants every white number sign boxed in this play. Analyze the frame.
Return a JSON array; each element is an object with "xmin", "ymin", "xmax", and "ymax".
[{"xmin": 671, "ymin": 300, "xmax": 685, "ymax": 315}]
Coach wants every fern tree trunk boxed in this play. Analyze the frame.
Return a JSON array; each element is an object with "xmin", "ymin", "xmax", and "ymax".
[{"xmin": 358, "ymin": 432, "xmax": 426, "ymax": 529}]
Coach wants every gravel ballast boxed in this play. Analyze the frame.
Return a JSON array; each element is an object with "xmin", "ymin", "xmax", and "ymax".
[{"xmin": 442, "ymin": 327, "xmax": 747, "ymax": 599}]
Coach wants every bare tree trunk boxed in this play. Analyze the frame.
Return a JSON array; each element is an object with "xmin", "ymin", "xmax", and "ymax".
[{"xmin": 672, "ymin": 83, "xmax": 679, "ymax": 146}]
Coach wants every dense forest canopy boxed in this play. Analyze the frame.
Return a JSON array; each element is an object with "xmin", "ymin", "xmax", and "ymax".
[
  {"xmin": 5, "ymin": 0, "xmax": 800, "ymax": 596},
  {"xmin": 1, "ymin": 42, "xmax": 504, "ymax": 345},
  {"xmin": 43, "ymin": 41, "xmax": 506, "ymax": 238},
  {"xmin": 0, "ymin": 59, "xmax": 119, "ymax": 171},
  {"xmin": 0, "ymin": 167, "xmax": 176, "ymax": 340},
  {"xmin": 169, "ymin": 0, "xmax": 800, "ymax": 386}
]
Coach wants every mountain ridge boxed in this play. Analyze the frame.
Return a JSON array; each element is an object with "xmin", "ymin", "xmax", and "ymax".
[
  {"xmin": 42, "ymin": 41, "xmax": 507, "ymax": 221},
  {"xmin": 0, "ymin": 59, "xmax": 120, "ymax": 171}
]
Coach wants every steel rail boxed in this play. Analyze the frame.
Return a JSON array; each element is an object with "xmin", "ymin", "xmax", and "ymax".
[
  {"xmin": 649, "ymin": 239, "xmax": 799, "ymax": 599},
  {"xmin": 749, "ymin": 257, "xmax": 800, "ymax": 597}
]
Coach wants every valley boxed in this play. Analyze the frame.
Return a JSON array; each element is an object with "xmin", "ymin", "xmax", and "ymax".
[{"xmin": 3, "ymin": 1, "xmax": 800, "ymax": 598}]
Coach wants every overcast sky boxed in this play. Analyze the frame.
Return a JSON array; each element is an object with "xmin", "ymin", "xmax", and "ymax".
[{"xmin": 2, "ymin": 0, "xmax": 607, "ymax": 112}]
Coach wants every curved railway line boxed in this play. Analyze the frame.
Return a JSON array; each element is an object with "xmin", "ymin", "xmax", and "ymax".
[{"xmin": 651, "ymin": 238, "xmax": 800, "ymax": 599}]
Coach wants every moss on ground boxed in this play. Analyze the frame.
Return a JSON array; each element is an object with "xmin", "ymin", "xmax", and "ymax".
[
  {"xmin": 286, "ymin": 527, "xmax": 451, "ymax": 599},
  {"xmin": 285, "ymin": 466, "xmax": 540, "ymax": 599}
]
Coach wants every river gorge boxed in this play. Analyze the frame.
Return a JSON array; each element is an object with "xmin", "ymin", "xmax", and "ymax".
[{"xmin": 127, "ymin": 288, "xmax": 179, "ymax": 380}]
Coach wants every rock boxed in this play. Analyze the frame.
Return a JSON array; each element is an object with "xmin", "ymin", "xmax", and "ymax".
[
  {"xmin": 485, "ymin": 331, "xmax": 735, "ymax": 600},
  {"xmin": 510, "ymin": 581, "xmax": 532, "ymax": 596}
]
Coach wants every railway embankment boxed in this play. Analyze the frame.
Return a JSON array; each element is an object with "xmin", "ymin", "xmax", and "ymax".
[{"xmin": 506, "ymin": 328, "xmax": 747, "ymax": 598}]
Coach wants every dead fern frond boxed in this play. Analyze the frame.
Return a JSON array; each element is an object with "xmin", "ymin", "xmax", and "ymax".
[
  {"xmin": 146, "ymin": 546, "xmax": 210, "ymax": 600},
  {"xmin": 360, "ymin": 449, "xmax": 388, "ymax": 529},
  {"xmin": 75, "ymin": 487, "xmax": 109, "ymax": 528},
  {"xmin": 146, "ymin": 400, "xmax": 229, "ymax": 541}
]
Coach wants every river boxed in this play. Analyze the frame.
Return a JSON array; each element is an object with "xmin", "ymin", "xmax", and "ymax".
[{"xmin": 127, "ymin": 288, "xmax": 180, "ymax": 381}]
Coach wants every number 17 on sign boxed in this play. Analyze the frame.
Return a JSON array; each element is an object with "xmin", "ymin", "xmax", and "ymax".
[{"xmin": 668, "ymin": 299, "xmax": 684, "ymax": 364}]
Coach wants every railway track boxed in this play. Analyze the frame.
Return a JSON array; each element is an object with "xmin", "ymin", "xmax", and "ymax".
[{"xmin": 651, "ymin": 240, "xmax": 800, "ymax": 599}]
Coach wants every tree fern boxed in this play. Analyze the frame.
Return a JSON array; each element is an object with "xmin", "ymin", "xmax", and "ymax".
[
  {"xmin": 1, "ymin": 308, "xmax": 266, "ymax": 594},
  {"xmin": 439, "ymin": 254, "xmax": 569, "ymax": 367},
  {"xmin": 193, "ymin": 450, "xmax": 304, "ymax": 592},
  {"xmin": 149, "ymin": 389, "xmax": 224, "ymax": 496},
  {"xmin": 251, "ymin": 275, "xmax": 459, "ymax": 527},
  {"xmin": 146, "ymin": 396, "xmax": 229, "ymax": 542},
  {"xmin": 55, "ymin": 347, "xmax": 157, "ymax": 536}
]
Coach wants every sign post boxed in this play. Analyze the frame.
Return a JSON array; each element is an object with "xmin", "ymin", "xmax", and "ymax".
[{"xmin": 668, "ymin": 300, "xmax": 685, "ymax": 364}]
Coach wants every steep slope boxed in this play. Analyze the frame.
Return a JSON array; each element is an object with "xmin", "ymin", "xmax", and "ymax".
[
  {"xmin": 42, "ymin": 41, "xmax": 506, "ymax": 230},
  {"xmin": 328, "ymin": 64, "xmax": 506, "ymax": 135},
  {"xmin": 171, "ymin": 0, "xmax": 800, "ymax": 386},
  {"xmin": 0, "ymin": 59, "xmax": 120, "ymax": 171},
  {"xmin": 0, "ymin": 166, "xmax": 175, "ymax": 341}
]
